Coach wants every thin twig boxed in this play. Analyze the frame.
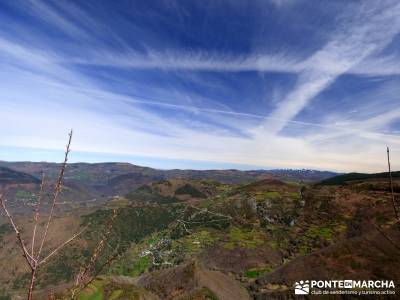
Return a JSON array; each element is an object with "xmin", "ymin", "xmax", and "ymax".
[
  {"xmin": 77, "ymin": 209, "xmax": 117, "ymax": 283},
  {"xmin": 0, "ymin": 131, "xmax": 74, "ymax": 300},
  {"xmin": 37, "ymin": 130, "xmax": 73, "ymax": 261},
  {"xmin": 31, "ymin": 173, "xmax": 45, "ymax": 257},
  {"xmin": 71, "ymin": 209, "xmax": 119, "ymax": 299},
  {"xmin": 77, "ymin": 249, "xmax": 120, "ymax": 293},
  {"xmin": 39, "ymin": 225, "xmax": 88, "ymax": 265},
  {"xmin": 71, "ymin": 249, "xmax": 121, "ymax": 299},
  {"xmin": 0, "ymin": 195, "xmax": 35, "ymax": 269},
  {"xmin": 372, "ymin": 222, "xmax": 400, "ymax": 253},
  {"xmin": 387, "ymin": 147, "xmax": 399, "ymax": 222}
]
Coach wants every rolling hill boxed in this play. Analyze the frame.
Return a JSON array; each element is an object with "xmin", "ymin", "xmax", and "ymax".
[
  {"xmin": 0, "ymin": 161, "xmax": 338, "ymax": 214},
  {"xmin": 0, "ymin": 171, "xmax": 398, "ymax": 299},
  {"xmin": 2, "ymin": 162, "xmax": 399, "ymax": 299},
  {"xmin": 318, "ymin": 171, "xmax": 400, "ymax": 186}
]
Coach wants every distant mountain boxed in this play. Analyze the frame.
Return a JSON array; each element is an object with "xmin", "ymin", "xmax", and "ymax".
[
  {"xmin": 318, "ymin": 171, "xmax": 400, "ymax": 186},
  {"xmin": 0, "ymin": 161, "xmax": 338, "ymax": 213},
  {"xmin": 0, "ymin": 161, "xmax": 338, "ymax": 185},
  {"xmin": 260, "ymin": 168, "xmax": 339, "ymax": 182},
  {"xmin": 0, "ymin": 166, "xmax": 40, "ymax": 184}
]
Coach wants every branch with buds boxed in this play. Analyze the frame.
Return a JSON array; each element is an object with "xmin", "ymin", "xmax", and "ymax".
[
  {"xmin": 0, "ymin": 130, "xmax": 87, "ymax": 300},
  {"xmin": 71, "ymin": 209, "xmax": 119, "ymax": 299}
]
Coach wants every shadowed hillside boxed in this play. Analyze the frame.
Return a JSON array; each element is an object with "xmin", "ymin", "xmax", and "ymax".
[
  {"xmin": 0, "ymin": 166, "xmax": 39, "ymax": 184},
  {"xmin": 318, "ymin": 171, "xmax": 400, "ymax": 186}
]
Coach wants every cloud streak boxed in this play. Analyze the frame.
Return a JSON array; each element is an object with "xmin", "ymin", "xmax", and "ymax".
[
  {"xmin": 262, "ymin": 0, "xmax": 400, "ymax": 134},
  {"xmin": 66, "ymin": 48, "xmax": 400, "ymax": 77},
  {"xmin": 0, "ymin": 1, "xmax": 399, "ymax": 173}
]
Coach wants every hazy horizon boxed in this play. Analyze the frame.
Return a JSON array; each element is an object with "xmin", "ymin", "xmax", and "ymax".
[{"xmin": 0, "ymin": 147, "xmax": 381, "ymax": 174}]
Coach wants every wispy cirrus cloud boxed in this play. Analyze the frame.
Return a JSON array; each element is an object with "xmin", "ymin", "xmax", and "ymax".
[
  {"xmin": 65, "ymin": 47, "xmax": 400, "ymax": 77},
  {"xmin": 5, "ymin": 0, "xmax": 400, "ymax": 77},
  {"xmin": 0, "ymin": 0, "xmax": 399, "ymax": 172},
  {"xmin": 261, "ymin": 0, "xmax": 400, "ymax": 134}
]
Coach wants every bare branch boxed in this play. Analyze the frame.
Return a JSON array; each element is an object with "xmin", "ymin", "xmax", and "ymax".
[
  {"xmin": 387, "ymin": 147, "xmax": 399, "ymax": 222},
  {"xmin": 0, "ymin": 131, "xmax": 74, "ymax": 300},
  {"xmin": 0, "ymin": 195, "xmax": 35, "ymax": 269},
  {"xmin": 372, "ymin": 222, "xmax": 400, "ymax": 253},
  {"xmin": 31, "ymin": 173, "xmax": 45, "ymax": 257},
  {"xmin": 71, "ymin": 209, "xmax": 119, "ymax": 299},
  {"xmin": 71, "ymin": 247, "xmax": 121, "ymax": 299},
  {"xmin": 39, "ymin": 225, "xmax": 88, "ymax": 265},
  {"xmin": 77, "ymin": 209, "xmax": 117, "ymax": 283},
  {"xmin": 37, "ymin": 129, "xmax": 73, "ymax": 261},
  {"xmin": 75, "ymin": 248, "xmax": 120, "ymax": 296}
]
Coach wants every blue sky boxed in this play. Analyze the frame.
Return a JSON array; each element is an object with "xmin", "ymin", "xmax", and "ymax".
[{"xmin": 0, "ymin": 0, "xmax": 399, "ymax": 172}]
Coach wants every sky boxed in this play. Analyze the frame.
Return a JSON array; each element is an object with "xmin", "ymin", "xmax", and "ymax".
[{"xmin": 0, "ymin": 0, "xmax": 399, "ymax": 172}]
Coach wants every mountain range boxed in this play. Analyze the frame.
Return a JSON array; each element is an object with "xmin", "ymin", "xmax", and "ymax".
[{"xmin": 0, "ymin": 161, "xmax": 337, "ymax": 213}]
